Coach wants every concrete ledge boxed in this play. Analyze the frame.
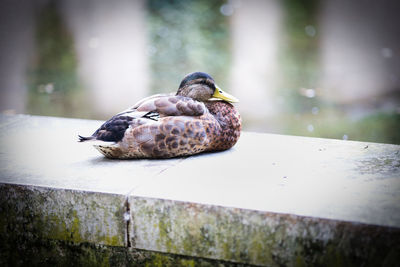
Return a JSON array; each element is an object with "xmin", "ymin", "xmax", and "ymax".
[
  {"xmin": 1, "ymin": 114, "xmax": 400, "ymax": 266},
  {"xmin": 0, "ymin": 184, "xmax": 127, "ymax": 246},
  {"xmin": 131, "ymin": 196, "xmax": 400, "ymax": 266}
]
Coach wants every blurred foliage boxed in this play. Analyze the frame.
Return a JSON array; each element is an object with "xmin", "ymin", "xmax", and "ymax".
[
  {"xmin": 271, "ymin": 0, "xmax": 399, "ymax": 144},
  {"xmin": 354, "ymin": 112, "xmax": 400, "ymax": 144},
  {"xmin": 277, "ymin": 110, "xmax": 400, "ymax": 144},
  {"xmin": 27, "ymin": 0, "xmax": 88, "ymax": 118},
  {"xmin": 146, "ymin": 0, "xmax": 230, "ymax": 93},
  {"xmin": 279, "ymin": 0, "xmax": 320, "ymax": 113}
]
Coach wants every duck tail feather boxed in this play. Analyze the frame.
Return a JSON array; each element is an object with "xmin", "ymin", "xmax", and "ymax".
[{"xmin": 78, "ymin": 135, "xmax": 95, "ymax": 142}]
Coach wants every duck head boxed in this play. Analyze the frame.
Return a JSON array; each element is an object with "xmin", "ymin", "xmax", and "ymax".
[{"xmin": 176, "ymin": 72, "xmax": 239, "ymax": 103}]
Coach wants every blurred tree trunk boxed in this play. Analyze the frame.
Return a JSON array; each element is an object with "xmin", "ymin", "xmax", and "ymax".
[
  {"xmin": 0, "ymin": 0, "xmax": 35, "ymax": 114},
  {"xmin": 27, "ymin": 0, "xmax": 83, "ymax": 117}
]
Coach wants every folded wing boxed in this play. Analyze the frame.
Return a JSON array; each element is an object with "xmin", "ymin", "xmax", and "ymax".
[{"xmin": 79, "ymin": 95, "xmax": 207, "ymax": 143}]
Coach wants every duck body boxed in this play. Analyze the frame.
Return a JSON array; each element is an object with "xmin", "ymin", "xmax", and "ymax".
[{"xmin": 79, "ymin": 72, "xmax": 241, "ymax": 159}]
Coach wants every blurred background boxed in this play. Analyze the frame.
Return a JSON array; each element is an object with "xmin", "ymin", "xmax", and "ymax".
[{"xmin": 0, "ymin": 0, "xmax": 399, "ymax": 144}]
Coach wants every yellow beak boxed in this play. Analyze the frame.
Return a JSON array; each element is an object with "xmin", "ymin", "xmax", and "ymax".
[{"xmin": 212, "ymin": 85, "xmax": 239, "ymax": 103}]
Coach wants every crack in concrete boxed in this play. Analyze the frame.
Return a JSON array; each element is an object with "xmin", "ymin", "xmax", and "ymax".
[
  {"xmin": 124, "ymin": 197, "xmax": 132, "ymax": 247},
  {"xmin": 122, "ymin": 157, "xmax": 187, "ymax": 248}
]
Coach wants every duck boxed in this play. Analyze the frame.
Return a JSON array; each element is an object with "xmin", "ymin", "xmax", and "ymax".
[{"xmin": 78, "ymin": 72, "xmax": 241, "ymax": 159}]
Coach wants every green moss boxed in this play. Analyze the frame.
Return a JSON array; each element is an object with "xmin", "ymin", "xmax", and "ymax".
[
  {"xmin": 106, "ymin": 235, "xmax": 120, "ymax": 247},
  {"xmin": 44, "ymin": 211, "xmax": 84, "ymax": 243},
  {"xmin": 180, "ymin": 259, "xmax": 196, "ymax": 267},
  {"xmin": 157, "ymin": 218, "xmax": 175, "ymax": 251},
  {"xmin": 247, "ymin": 231, "xmax": 273, "ymax": 265},
  {"xmin": 295, "ymin": 255, "xmax": 307, "ymax": 267},
  {"xmin": 147, "ymin": 254, "xmax": 165, "ymax": 267},
  {"xmin": 71, "ymin": 210, "xmax": 82, "ymax": 241},
  {"xmin": 143, "ymin": 200, "xmax": 281, "ymax": 265},
  {"xmin": 181, "ymin": 234, "xmax": 194, "ymax": 253},
  {"xmin": 0, "ymin": 186, "xmax": 125, "ymax": 247},
  {"xmin": 143, "ymin": 251, "xmax": 237, "ymax": 267},
  {"xmin": 322, "ymin": 244, "xmax": 345, "ymax": 267}
]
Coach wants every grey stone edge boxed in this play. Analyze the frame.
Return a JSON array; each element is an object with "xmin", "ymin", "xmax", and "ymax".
[
  {"xmin": 130, "ymin": 196, "xmax": 400, "ymax": 266},
  {"xmin": 2, "ymin": 183, "xmax": 400, "ymax": 266}
]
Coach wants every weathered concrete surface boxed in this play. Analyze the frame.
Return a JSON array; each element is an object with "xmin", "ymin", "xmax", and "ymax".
[
  {"xmin": 1, "ymin": 114, "xmax": 400, "ymax": 266},
  {"xmin": 0, "ymin": 114, "xmax": 183, "ymax": 194},
  {"xmin": 131, "ymin": 197, "xmax": 400, "ymax": 266},
  {"xmin": 132, "ymin": 133, "xmax": 400, "ymax": 228},
  {"xmin": 130, "ymin": 130, "xmax": 400, "ymax": 265},
  {"xmin": 0, "ymin": 183, "xmax": 127, "ymax": 246},
  {"xmin": 0, "ymin": 230, "xmax": 247, "ymax": 267}
]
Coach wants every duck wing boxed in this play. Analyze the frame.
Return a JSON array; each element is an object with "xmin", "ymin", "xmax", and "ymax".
[
  {"xmin": 115, "ymin": 93, "xmax": 172, "ymax": 116},
  {"xmin": 133, "ymin": 95, "xmax": 206, "ymax": 117},
  {"xmin": 79, "ymin": 94, "xmax": 207, "ymax": 143}
]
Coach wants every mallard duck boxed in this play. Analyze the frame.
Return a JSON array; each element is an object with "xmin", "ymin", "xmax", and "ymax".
[{"xmin": 79, "ymin": 72, "xmax": 241, "ymax": 159}]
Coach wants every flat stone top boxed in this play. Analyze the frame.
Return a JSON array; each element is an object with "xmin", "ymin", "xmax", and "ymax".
[
  {"xmin": 0, "ymin": 114, "xmax": 183, "ymax": 195},
  {"xmin": 1, "ymin": 114, "xmax": 399, "ymax": 228}
]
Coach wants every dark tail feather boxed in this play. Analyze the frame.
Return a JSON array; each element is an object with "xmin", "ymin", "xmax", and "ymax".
[{"xmin": 78, "ymin": 135, "xmax": 95, "ymax": 142}]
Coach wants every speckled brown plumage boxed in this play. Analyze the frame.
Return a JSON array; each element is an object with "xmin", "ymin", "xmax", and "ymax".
[{"xmin": 79, "ymin": 72, "xmax": 241, "ymax": 159}]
